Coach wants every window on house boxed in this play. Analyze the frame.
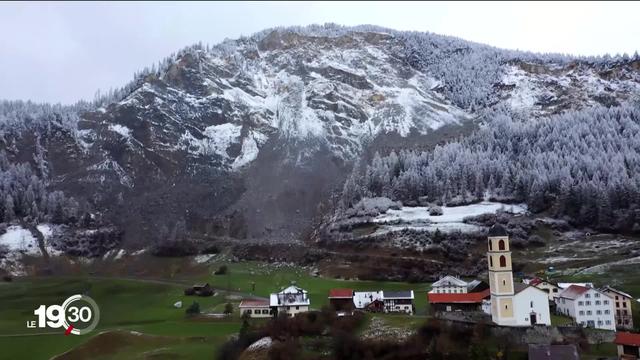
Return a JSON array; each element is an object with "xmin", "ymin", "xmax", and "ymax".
[
  {"xmin": 603, "ymin": 300, "xmax": 609, "ymax": 305},
  {"xmin": 295, "ymin": 306, "xmax": 299, "ymax": 310},
  {"xmin": 499, "ymin": 255, "xmax": 507, "ymax": 267},
  {"xmin": 579, "ymin": 311, "xmax": 584, "ymax": 316},
  {"xmin": 553, "ymin": 288, "xmax": 558, "ymax": 293},
  {"xmin": 503, "ymin": 280, "xmax": 506, "ymax": 286},
  {"xmin": 246, "ymin": 309, "xmax": 252, "ymax": 314},
  {"xmin": 578, "ymin": 301, "xmax": 584, "ymax": 306},
  {"xmin": 623, "ymin": 302, "xmax": 627, "ymax": 308},
  {"xmin": 530, "ymin": 301, "xmax": 534, "ymax": 308},
  {"xmin": 587, "ymin": 310, "xmax": 592, "ymax": 315},
  {"xmin": 596, "ymin": 310, "xmax": 602, "ymax": 315},
  {"xmin": 585, "ymin": 301, "xmax": 591, "ymax": 306},
  {"xmin": 489, "ymin": 256, "xmax": 493, "ymax": 267},
  {"xmin": 615, "ymin": 295, "xmax": 619, "ymax": 300},
  {"xmin": 585, "ymin": 294, "xmax": 590, "ymax": 298},
  {"xmin": 489, "ymin": 240, "xmax": 492, "ymax": 251},
  {"xmin": 595, "ymin": 300, "xmax": 601, "ymax": 305},
  {"xmin": 498, "ymin": 240, "xmax": 505, "ymax": 250},
  {"xmin": 604, "ymin": 310, "xmax": 610, "ymax": 314},
  {"xmin": 606, "ymin": 320, "xmax": 611, "ymax": 325},
  {"xmin": 623, "ymin": 310, "xmax": 628, "ymax": 316},
  {"xmin": 595, "ymin": 293, "xmax": 600, "ymax": 298},
  {"xmin": 597, "ymin": 320, "xmax": 603, "ymax": 325},
  {"xmin": 262, "ymin": 309, "xmax": 269, "ymax": 314},
  {"xmin": 617, "ymin": 302, "xmax": 620, "ymax": 308}
]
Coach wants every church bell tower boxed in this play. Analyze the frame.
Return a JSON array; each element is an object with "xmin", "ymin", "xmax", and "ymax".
[{"xmin": 487, "ymin": 224, "xmax": 515, "ymax": 326}]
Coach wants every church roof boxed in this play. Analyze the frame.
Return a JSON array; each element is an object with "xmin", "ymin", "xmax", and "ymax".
[{"xmin": 488, "ymin": 224, "xmax": 508, "ymax": 237}]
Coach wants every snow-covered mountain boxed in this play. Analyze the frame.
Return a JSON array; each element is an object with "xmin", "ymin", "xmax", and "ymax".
[{"xmin": 1, "ymin": 24, "xmax": 639, "ymax": 247}]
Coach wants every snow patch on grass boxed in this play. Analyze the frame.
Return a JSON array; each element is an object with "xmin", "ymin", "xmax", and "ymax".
[
  {"xmin": 0, "ymin": 226, "xmax": 40, "ymax": 256},
  {"xmin": 373, "ymin": 201, "xmax": 527, "ymax": 233}
]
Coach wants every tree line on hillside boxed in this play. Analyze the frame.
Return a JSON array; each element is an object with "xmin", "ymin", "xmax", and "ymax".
[
  {"xmin": 0, "ymin": 151, "xmax": 82, "ymax": 225},
  {"xmin": 341, "ymin": 104, "xmax": 640, "ymax": 232}
]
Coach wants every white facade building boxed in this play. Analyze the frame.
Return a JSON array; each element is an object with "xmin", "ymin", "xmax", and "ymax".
[
  {"xmin": 382, "ymin": 290, "xmax": 415, "ymax": 314},
  {"xmin": 270, "ymin": 285, "xmax": 310, "ymax": 317},
  {"xmin": 556, "ymin": 285, "xmax": 615, "ymax": 331},
  {"xmin": 430, "ymin": 275, "xmax": 469, "ymax": 294},
  {"xmin": 239, "ymin": 299, "xmax": 272, "ymax": 318}
]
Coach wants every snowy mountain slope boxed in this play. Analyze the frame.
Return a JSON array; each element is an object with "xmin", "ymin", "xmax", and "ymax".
[
  {"xmin": 1, "ymin": 24, "xmax": 639, "ymax": 247},
  {"xmin": 79, "ymin": 30, "xmax": 471, "ymax": 176}
]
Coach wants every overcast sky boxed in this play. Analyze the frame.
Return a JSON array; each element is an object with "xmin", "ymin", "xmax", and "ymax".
[{"xmin": 1, "ymin": 1, "xmax": 639, "ymax": 104}]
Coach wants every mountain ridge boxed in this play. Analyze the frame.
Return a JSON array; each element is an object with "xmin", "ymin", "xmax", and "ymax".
[{"xmin": 0, "ymin": 24, "xmax": 639, "ymax": 256}]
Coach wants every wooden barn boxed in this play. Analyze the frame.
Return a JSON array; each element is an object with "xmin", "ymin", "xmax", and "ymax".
[
  {"xmin": 184, "ymin": 283, "xmax": 214, "ymax": 297},
  {"xmin": 328, "ymin": 288, "xmax": 354, "ymax": 311}
]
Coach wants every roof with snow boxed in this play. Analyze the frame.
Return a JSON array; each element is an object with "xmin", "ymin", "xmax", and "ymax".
[
  {"xmin": 528, "ymin": 344, "xmax": 579, "ymax": 360},
  {"xmin": 615, "ymin": 332, "xmax": 640, "ymax": 347},
  {"xmin": 239, "ymin": 299, "xmax": 270, "ymax": 308},
  {"xmin": 601, "ymin": 285, "xmax": 633, "ymax": 299},
  {"xmin": 277, "ymin": 285, "xmax": 307, "ymax": 294},
  {"xmin": 431, "ymin": 275, "xmax": 468, "ymax": 288},
  {"xmin": 270, "ymin": 285, "xmax": 310, "ymax": 307},
  {"xmin": 428, "ymin": 289, "xmax": 490, "ymax": 304},
  {"xmin": 559, "ymin": 285, "xmax": 591, "ymax": 300},
  {"xmin": 353, "ymin": 291, "xmax": 383, "ymax": 309},
  {"xmin": 488, "ymin": 224, "xmax": 508, "ymax": 237},
  {"xmin": 383, "ymin": 290, "xmax": 414, "ymax": 299},
  {"xmin": 328, "ymin": 288, "xmax": 353, "ymax": 298}
]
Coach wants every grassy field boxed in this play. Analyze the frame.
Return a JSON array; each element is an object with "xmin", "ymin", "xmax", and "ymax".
[
  {"xmin": 1, "ymin": 257, "xmax": 637, "ymax": 359},
  {"xmin": 203, "ymin": 261, "xmax": 431, "ymax": 315},
  {"xmin": 0, "ymin": 277, "xmax": 239, "ymax": 359},
  {"xmin": 0, "ymin": 261, "xmax": 431, "ymax": 359}
]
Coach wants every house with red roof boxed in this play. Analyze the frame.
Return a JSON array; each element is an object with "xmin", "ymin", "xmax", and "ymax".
[
  {"xmin": 615, "ymin": 331, "xmax": 640, "ymax": 359},
  {"xmin": 427, "ymin": 288, "xmax": 491, "ymax": 312},
  {"xmin": 328, "ymin": 288, "xmax": 354, "ymax": 311},
  {"xmin": 556, "ymin": 284, "xmax": 615, "ymax": 330}
]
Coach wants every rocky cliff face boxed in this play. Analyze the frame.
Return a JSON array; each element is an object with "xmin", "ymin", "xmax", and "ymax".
[{"xmin": 2, "ymin": 25, "xmax": 639, "ymax": 248}]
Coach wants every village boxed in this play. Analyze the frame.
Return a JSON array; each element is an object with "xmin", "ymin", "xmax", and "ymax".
[{"xmin": 228, "ymin": 225, "xmax": 640, "ymax": 359}]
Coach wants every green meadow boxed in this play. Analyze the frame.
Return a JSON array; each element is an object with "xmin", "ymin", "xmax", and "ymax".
[{"xmin": 0, "ymin": 261, "xmax": 431, "ymax": 359}]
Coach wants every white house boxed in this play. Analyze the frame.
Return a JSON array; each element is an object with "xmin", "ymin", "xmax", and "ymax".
[
  {"xmin": 239, "ymin": 299, "xmax": 272, "ymax": 318},
  {"xmin": 555, "ymin": 285, "xmax": 615, "ymax": 331},
  {"xmin": 270, "ymin": 285, "xmax": 310, "ymax": 317},
  {"xmin": 487, "ymin": 224, "xmax": 551, "ymax": 326},
  {"xmin": 382, "ymin": 290, "xmax": 414, "ymax": 314}
]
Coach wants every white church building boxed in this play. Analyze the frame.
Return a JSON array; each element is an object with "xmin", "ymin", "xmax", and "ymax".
[{"xmin": 487, "ymin": 224, "xmax": 551, "ymax": 326}]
